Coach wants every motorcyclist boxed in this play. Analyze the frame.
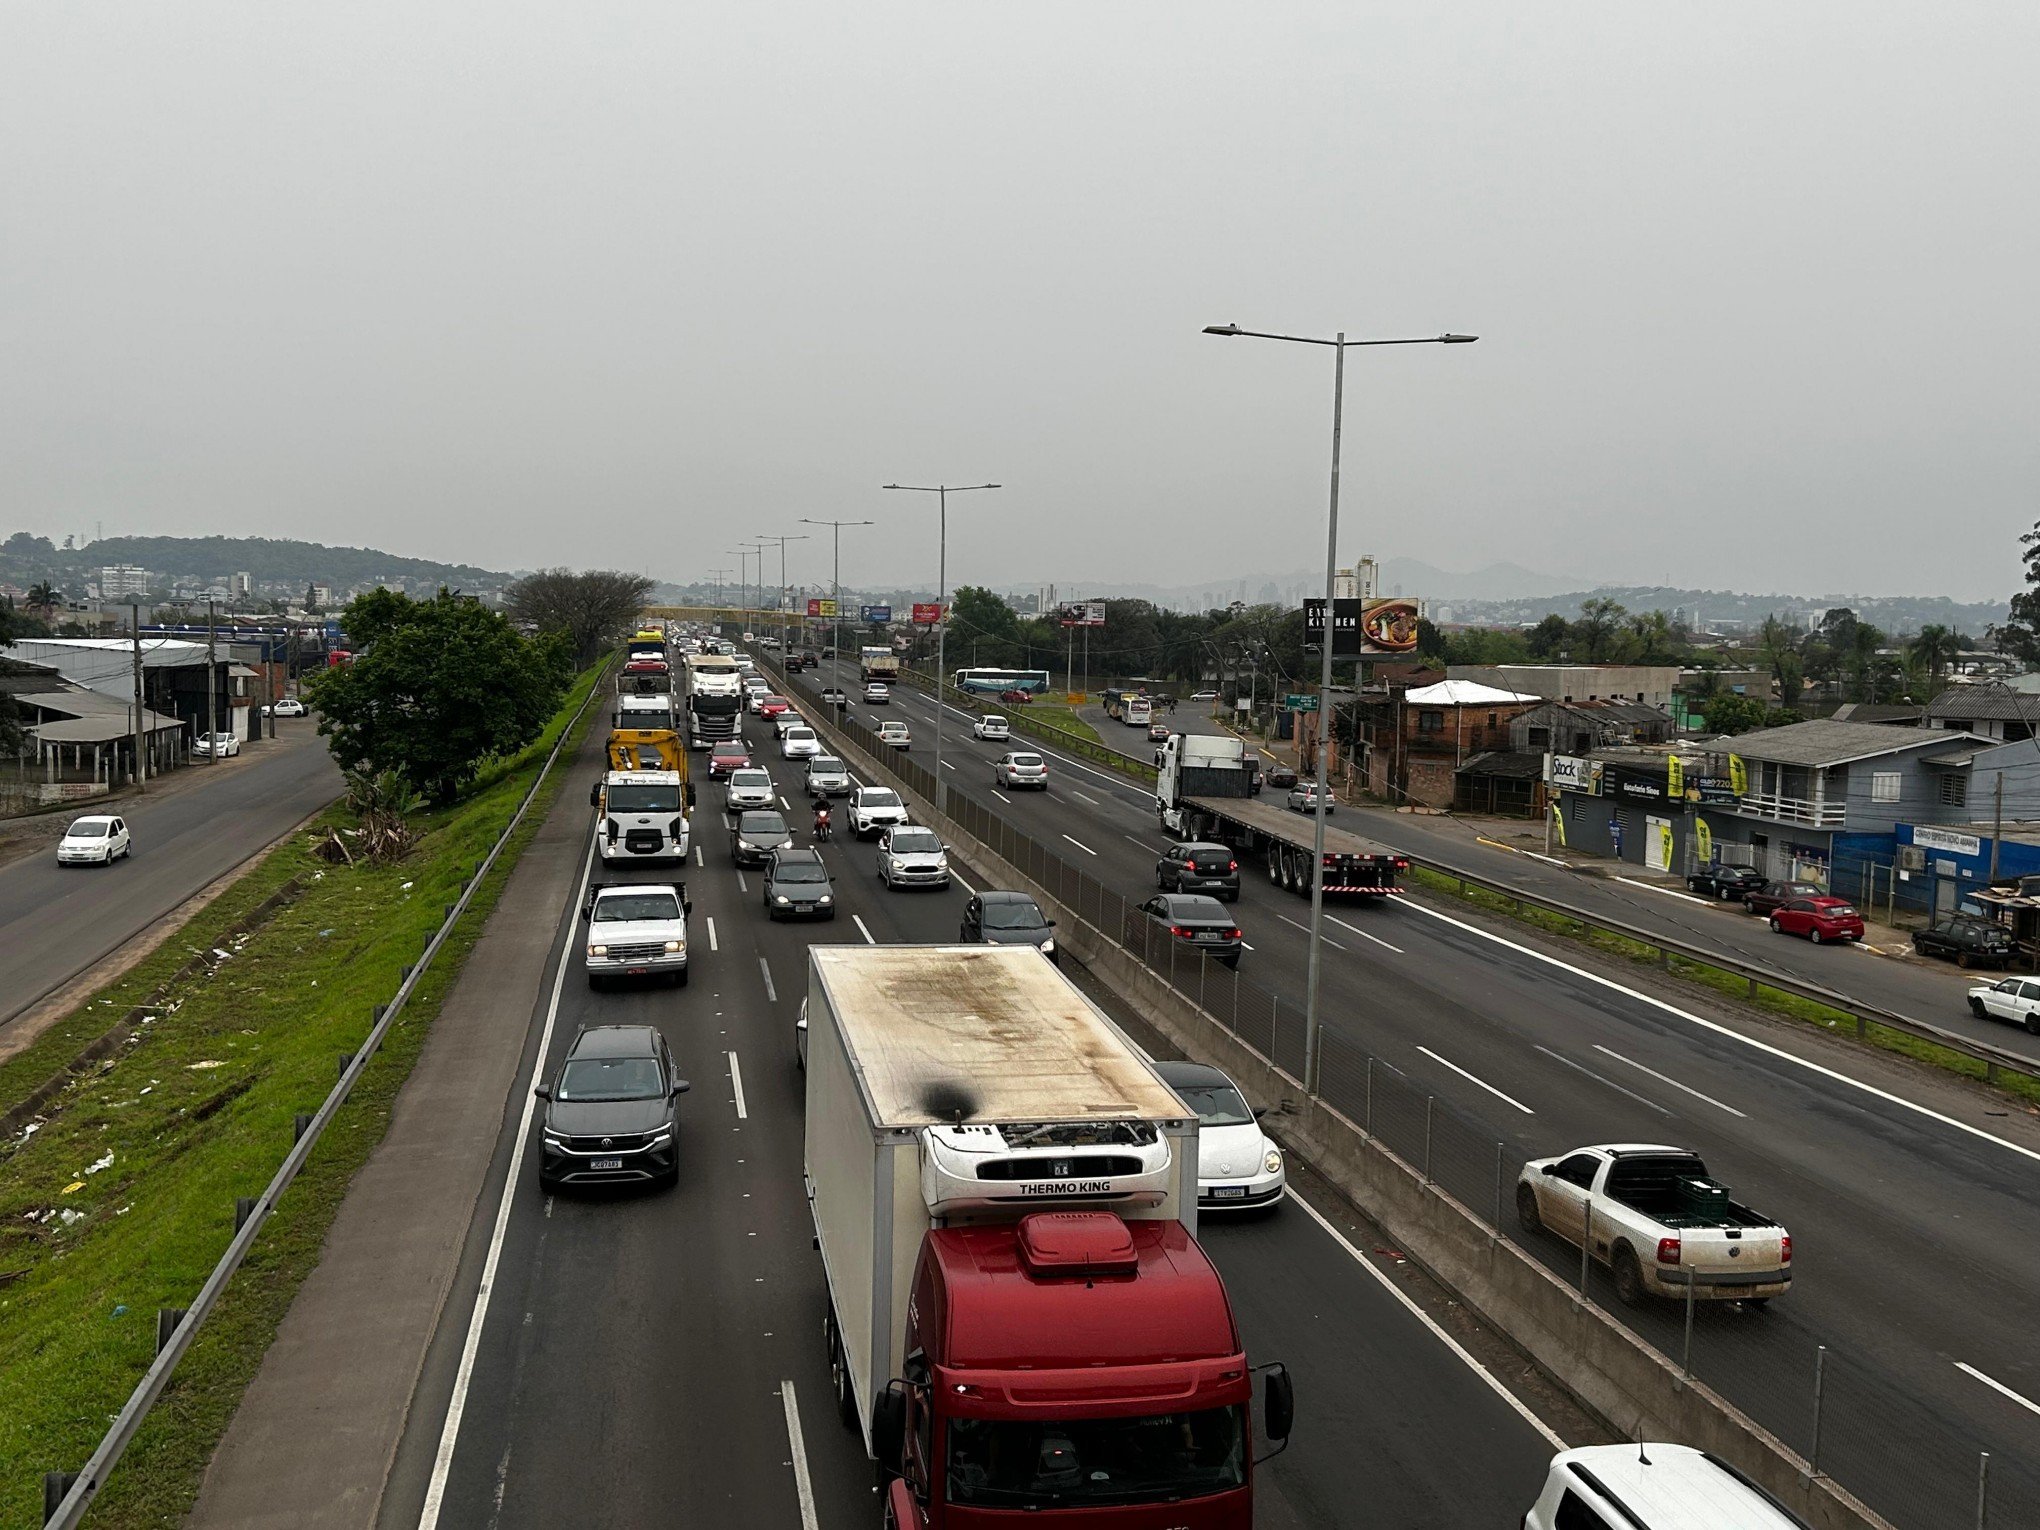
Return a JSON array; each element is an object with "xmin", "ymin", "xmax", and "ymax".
[{"xmin": 813, "ymin": 801, "xmax": 833, "ymax": 841}]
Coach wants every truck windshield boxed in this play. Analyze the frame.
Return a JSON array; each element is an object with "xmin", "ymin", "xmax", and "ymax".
[
  {"xmin": 945, "ymin": 1406, "xmax": 1245, "ymax": 1508},
  {"xmin": 592, "ymin": 893, "xmax": 680, "ymax": 923},
  {"xmin": 606, "ymin": 785, "xmax": 682, "ymax": 813}
]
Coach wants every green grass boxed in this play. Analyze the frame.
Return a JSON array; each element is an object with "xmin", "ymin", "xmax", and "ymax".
[
  {"xmin": 0, "ymin": 662, "xmax": 604, "ymax": 1530},
  {"xmin": 1017, "ymin": 703, "xmax": 1104, "ymax": 745}
]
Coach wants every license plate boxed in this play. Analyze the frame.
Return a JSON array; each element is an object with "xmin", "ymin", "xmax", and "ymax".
[
  {"xmin": 590, "ymin": 1158, "xmax": 624, "ymax": 1171},
  {"xmin": 1196, "ymin": 932, "xmax": 1222, "ymax": 942},
  {"xmin": 625, "ymin": 967, "xmax": 650, "ymax": 976},
  {"xmin": 1213, "ymin": 1186, "xmax": 1247, "ymax": 1199}
]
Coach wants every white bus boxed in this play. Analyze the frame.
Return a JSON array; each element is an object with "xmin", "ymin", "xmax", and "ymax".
[{"xmin": 951, "ymin": 668, "xmax": 1051, "ymax": 696}]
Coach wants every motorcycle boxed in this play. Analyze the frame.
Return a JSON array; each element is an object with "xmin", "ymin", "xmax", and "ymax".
[{"xmin": 813, "ymin": 804, "xmax": 833, "ymax": 842}]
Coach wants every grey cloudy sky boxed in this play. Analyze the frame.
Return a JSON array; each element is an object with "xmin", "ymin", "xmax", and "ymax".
[{"xmin": 5, "ymin": 3, "xmax": 2036, "ymax": 602}]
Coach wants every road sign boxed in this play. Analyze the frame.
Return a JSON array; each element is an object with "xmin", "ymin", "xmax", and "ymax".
[{"xmin": 1284, "ymin": 694, "xmax": 1319, "ymax": 712}]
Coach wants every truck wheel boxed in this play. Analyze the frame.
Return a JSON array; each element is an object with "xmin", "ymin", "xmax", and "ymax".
[
  {"xmin": 826, "ymin": 1312, "xmax": 857, "ymax": 1426},
  {"xmin": 1267, "ymin": 852, "xmax": 1281, "ymax": 886},
  {"xmin": 1515, "ymin": 1184, "xmax": 1542, "ymax": 1234},
  {"xmin": 1612, "ymin": 1245, "xmax": 1646, "ymax": 1307}
]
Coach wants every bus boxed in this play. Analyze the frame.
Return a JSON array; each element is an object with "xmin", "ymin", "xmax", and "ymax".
[{"xmin": 952, "ymin": 668, "xmax": 1051, "ymax": 696}]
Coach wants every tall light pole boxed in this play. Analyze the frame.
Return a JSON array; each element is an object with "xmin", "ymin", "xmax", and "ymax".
[
  {"xmin": 729, "ymin": 545, "xmax": 764, "ymax": 632},
  {"xmin": 801, "ymin": 518, "xmax": 875, "ymax": 702},
  {"xmin": 705, "ymin": 568, "xmax": 730, "ymax": 613},
  {"xmin": 1203, "ymin": 321, "xmax": 1476, "ymax": 1093},
  {"xmin": 883, "ymin": 482, "xmax": 1001, "ymax": 808},
  {"xmin": 754, "ymin": 533, "xmax": 810, "ymax": 654}
]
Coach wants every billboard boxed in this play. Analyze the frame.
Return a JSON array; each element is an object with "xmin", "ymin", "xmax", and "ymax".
[
  {"xmin": 911, "ymin": 602, "xmax": 944, "ymax": 625},
  {"xmin": 805, "ymin": 598, "xmax": 838, "ymax": 618},
  {"xmin": 1303, "ymin": 596, "xmax": 1421, "ymax": 656},
  {"xmin": 859, "ymin": 604, "xmax": 892, "ymax": 623},
  {"xmin": 1057, "ymin": 600, "xmax": 1107, "ymax": 628},
  {"xmin": 1547, "ymin": 755, "xmax": 1603, "ymax": 795}
]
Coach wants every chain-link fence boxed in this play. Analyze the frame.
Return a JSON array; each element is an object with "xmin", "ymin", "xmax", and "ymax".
[{"xmin": 775, "ymin": 652, "xmax": 2038, "ymax": 1530}]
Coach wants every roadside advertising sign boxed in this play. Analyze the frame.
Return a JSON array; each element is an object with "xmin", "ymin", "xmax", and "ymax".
[
  {"xmin": 1727, "ymin": 753, "xmax": 1749, "ymax": 796},
  {"xmin": 806, "ymin": 598, "xmax": 839, "ymax": 617},
  {"xmin": 911, "ymin": 602, "xmax": 943, "ymax": 625},
  {"xmin": 1058, "ymin": 600, "xmax": 1107, "ymax": 627},
  {"xmin": 1547, "ymin": 755, "xmax": 1603, "ymax": 795},
  {"xmin": 859, "ymin": 604, "xmax": 892, "ymax": 622},
  {"xmin": 1606, "ymin": 766, "xmax": 1668, "ymax": 803},
  {"xmin": 1303, "ymin": 596, "xmax": 1421, "ymax": 656}
]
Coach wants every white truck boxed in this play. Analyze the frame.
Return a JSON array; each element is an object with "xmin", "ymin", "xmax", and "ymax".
[
  {"xmin": 580, "ymin": 880, "xmax": 692, "ymax": 988},
  {"xmin": 804, "ymin": 944, "xmax": 1290, "ymax": 1520},
  {"xmin": 682, "ymin": 651, "xmax": 745, "ymax": 749},
  {"xmin": 1516, "ymin": 1143, "xmax": 1792, "ymax": 1307},
  {"xmin": 590, "ymin": 769, "xmax": 690, "ymax": 865}
]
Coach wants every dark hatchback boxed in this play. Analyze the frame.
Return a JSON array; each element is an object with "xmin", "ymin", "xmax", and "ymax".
[
  {"xmin": 1155, "ymin": 840, "xmax": 1241, "ymax": 901},
  {"xmin": 1686, "ymin": 863, "xmax": 1768, "ymax": 901},
  {"xmin": 959, "ymin": 890, "xmax": 1058, "ymax": 965},
  {"xmin": 1744, "ymin": 879, "xmax": 1824, "ymax": 918},
  {"xmin": 763, "ymin": 847, "xmax": 836, "ymax": 920},
  {"xmin": 1135, "ymin": 893, "xmax": 1244, "ymax": 967},
  {"xmin": 535, "ymin": 1025, "xmax": 689, "ymax": 1190},
  {"xmin": 731, "ymin": 809, "xmax": 795, "ymax": 866},
  {"xmin": 1913, "ymin": 915, "xmax": 2016, "ymax": 969},
  {"xmin": 1263, "ymin": 763, "xmax": 1299, "ymax": 790}
]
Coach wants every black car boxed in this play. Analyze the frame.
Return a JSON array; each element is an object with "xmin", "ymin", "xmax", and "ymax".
[
  {"xmin": 534, "ymin": 1025, "xmax": 689, "ymax": 1190},
  {"xmin": 1135, "ymin": 893, "xmax": 1244, "ymax": 968},
  {"xmin": 959, "ymin": 890, "xmax": 1058, "ymax": 965},
  {"xmin": 731, "ymin": 809, "xmax": 795, "ymax": 866},
  {"xmin": 1686, "ymin": 863, "xmax": 1768, "ymax": 902},
  {"xmin": 763, "ymin": 847, "xmax": 837, "ymax": 920},
  {"xmin": 1155, "ymin": 840, "xmax": 1241, "ymax": 901},
  {"xmin": 1913, "ymin": 915, "xmax": 2017, "ymax": 969},
  {"xmin": 1744, "ymin": 879, "xmax": 1824, "ymax": 917},
  {"xmin": 1263, "ymin": 763, "xmax": 1299, "ymax": 790}
]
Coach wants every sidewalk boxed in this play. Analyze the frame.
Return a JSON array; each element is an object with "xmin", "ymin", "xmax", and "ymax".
[{"xmin": 187, "ymin": 720, "xmax": 601, "ymax": 1528}]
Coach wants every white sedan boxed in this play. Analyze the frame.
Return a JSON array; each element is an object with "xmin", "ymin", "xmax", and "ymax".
[
  {"xmin": 1152, "ymin": 1060, "xmax": 1284, "ymax": 1210},
  {"xmin": 57, "ymin": 815, "xmax": 132, "ymax": 866},
  {"xmin": 193, "ymin": 732, "xmax": 241, "ymax": 758},
  {"xmin": 780, "ymin": 725, "xmax": 821, "ymax": 759},
  {"xmin": 877, "ymin": 721, "xmax": 912, "ymax": 750},
  {"xmin": 1969, "ymin": 976, "xmax": 2040, "ymax": 1034},
  {"xmin": 262, "ymin": 697, "xmax": 307, "ymax": 717}
]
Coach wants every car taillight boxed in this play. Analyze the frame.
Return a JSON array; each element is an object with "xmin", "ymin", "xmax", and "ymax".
[
  {"xmin": 1656, "ymin": 1237, "xmax": 1681, "ymax": 1265},
  {"xmin": 1394, "ymin": 858, "xmax": 1409, "ymax": 871},
  {"xmin": 1780, "ymin": 1234, "xmax": 1792, "ymax": 1264},
  {"xmin": 1226, "ymin": 860, "xmax": 1238, "ymax": 872},
  {"xmin": 1169, "ymin": 925, "xmax": 1192, "ymax": 938},
  {"xmin": 1225, "ymin": 928, "xmax": 1242, "ymax": 940}
]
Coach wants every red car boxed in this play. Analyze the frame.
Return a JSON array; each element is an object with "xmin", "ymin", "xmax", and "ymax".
[
  {"xmin": 1769, "ymin": 896, "xmax": 1864, "ymax": 944},
  {"xmin": 998, "ymin": 688, "xmax": 1034, "ymax": 705},
  {"xmin": 706, "ymin": 742, "xmax": 751, "ymax": 779},
  {"xmin": 757, "ymin": 695, "xmax": 791, "ymax": 720}
]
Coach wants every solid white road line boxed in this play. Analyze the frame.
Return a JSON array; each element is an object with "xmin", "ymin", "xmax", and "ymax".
[
  {"xmin": 1123, "ymin": 834, "xmax": 1153, "ymax": 849},
  {"xmin": 419, "ymin": 839, "xmax": 596, "ymax": 1529},
  {"xmin": 1277, "ymin": 912, "xmax": 1346, "ymax": 952},
  {"xmin": 1591, "ymin": 1044, "xmax": 1747, "ymax": 1118},
  {"xmin": 1416, "ymin": 1045, "xmax": 1536, "ymax": 1114},
  {"xmin": 1403, "ymin": 899, "xmax": 2040, "ymax": 1165},
  {"xmin": 852, "ymin": 914, "xmax": 876, "ymax": 944},
  {"xmin": 992, "ymin": 789, "xmax": 1011, "ymax": 805},
  {"xmin": 1288, "ymin": 1192, "xmax": 1568, "ymax": 1450},
  {"xmin": 1062, "ymin": 834, "xmax": 1098, "ymax": 857},
  {"xmin": 1532, "ymin": 1045, "xmax": 1672, "ymax": 1116},
  {"xmin": 728, "ymin": 1049, "xmax": 749, "ymax": 1119},
  {"xmin": 780, "ymin": 1380, "xmax": 821, "ymax": 1530},
  {"xmin": 1071, "ymin": 789, "xmax": 1099, "ymax": 805},
  {"xmin": 707, "ymin": 916, "xmax": 719, "ymax": 953},
  {"xmin": 1616, "ymin": 876, "xmax": 1712, "ymax": 906},
  {"xmin": 779, "ymin": 795, "xmax": 790, "ymax": 809},
  {"xmin": 1327, "ymin": 914, "xmax": 1404, "ymax": 954},
  {"xmin": 1955, "ymin": 1361, "xmax": 2040, "ymax": 1418},
  {"xmin": 950, "ymin": 866, "xmax": 978, "ymax": 897},
  {"xmin": 759, "ymin": 957, "xmax": 777, "ymax": 1003}
]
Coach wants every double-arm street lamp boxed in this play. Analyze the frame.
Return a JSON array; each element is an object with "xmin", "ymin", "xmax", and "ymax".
[
  {"xmin": 882, "ymin": 482, "xmax": 1001, "ymax": 806},
  {"xmin": 754, "ymin": 533, "xmax": 811, "ymax": 653},
  {"xmin": 800, "ymin": 517, "xmax": 875, "ymax": 699},
  {"xmin": 1202, "ymin": 322, "xmax": 1476, "ymax": 1093}
]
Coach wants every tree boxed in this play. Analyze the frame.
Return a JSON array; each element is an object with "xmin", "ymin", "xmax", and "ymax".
[
  {"xmin": 0, "ymin": 602, "xmax": 25, "ymax": 754},
  {"xmin": 1992, "ymin": 520, "xmax": 2040, "ymax": 665},
  {"xmin": 504, "ymin": 568, "xmax": 654, "ymax": 667},
  {"xmin": 305, "ymin": 582, "xmax": 323, "ymax": 614},
  {"xmin": 946, "ymin": 586, "xmax": 1023, "ymax": 669},
  {"xmin": 26, "ymin": 581, "xmax": 58, "ymax": 621},
  {"xmin": 306, "ymin": 592, "xmax": 570, "ymax": 802},
  {"xmin": 1703, "ymin": 694, "xmax": 1771, "ymax": 735},
  {"xmin": 1758, "ymin": 616, "xmax": 1804, "ymax": 709},
  {"xmin": 338, "ymin": 587, "xmax": 416, "ymax": 651},
  {"xmin": 1908, "ymin": 624, "xmax": 1960, "ymax": 696},
  {"xmin": 1525, "ymin": 613, "xmax": 1571, "ymax": 659},
  {"xmin": 1575, "ymin": 598, "xmax": 1627, "ymax": 662}
]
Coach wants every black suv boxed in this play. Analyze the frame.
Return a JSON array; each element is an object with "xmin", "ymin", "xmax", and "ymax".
[
  {"xmin": 1686, "ymin": 863, "xmax": 1767, "ymax": 901},
  {"xmin": 1912, "ymin": 915, "xmax": 2016, "ymax": 969},
  {"xmin": 534, "ymin": 1025, "xmax": 689, "ymax": 1190},
  {"xmin": 1156, "ymin": 841, "xmax": 1241, "ymax": 901},
  {"xmin": 763, "ymin": 847, "xmax": 836, "ymax": 920}
]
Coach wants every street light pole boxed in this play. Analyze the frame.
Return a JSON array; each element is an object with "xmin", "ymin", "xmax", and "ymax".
[
  {"xmin": 1203, "ymin": 322, "xmax": 1476, "ymax": 1094},
  {"xmin": 884, "ymin": 482, "xmax": 1001, "ymax": 810},
  {"xmin": 801, "ymin": 518, "xmax": 875, "ymax": 703},
  {"xmin": 754, "ymin": 534, "xmax": 811, "ymax": 654}
]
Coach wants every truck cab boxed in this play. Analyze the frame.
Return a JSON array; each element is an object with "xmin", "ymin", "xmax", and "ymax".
[{"xmin": 590, "ymin": 770, "xmax": 691, "ymax": 864}]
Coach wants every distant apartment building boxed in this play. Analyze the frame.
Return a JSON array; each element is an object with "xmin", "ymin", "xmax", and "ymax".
[
  {"xmin": 309, "ymin": 584, "xmax": 335, "ymax": 610},
  {"xmin": 232, "ymin": 571, "xmax": 253, "ymax": 596},
  {"xmin": 99, "ymin": 564, "xmax": 152, "ymax": 599},
  {"xmin": 1333, "ymin": 557, "xmax": 1380, "ymax": 600}
]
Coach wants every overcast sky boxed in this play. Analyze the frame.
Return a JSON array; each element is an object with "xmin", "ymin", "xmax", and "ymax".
[{"xmin": 5, "ymin": 4, "xmax": 2036, "ymax": 603}]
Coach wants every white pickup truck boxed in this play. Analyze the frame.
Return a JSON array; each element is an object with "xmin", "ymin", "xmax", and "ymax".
[{"xmin": 1516, "ymin": 1144, "xmax": 1791, "ymax": 1307}]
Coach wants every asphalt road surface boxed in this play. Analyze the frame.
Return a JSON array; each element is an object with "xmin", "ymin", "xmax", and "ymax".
[
  {"xmin": 0, "ymin": 720, "xmax": 342, "ymax": 1034},
  {"xmin": 777, "ymin": 661, "xmax": 2040, "ymax": 1530},
  {"xmin": 376, "ymin": 684, "xmax": 1563, "ymax": 1528}
]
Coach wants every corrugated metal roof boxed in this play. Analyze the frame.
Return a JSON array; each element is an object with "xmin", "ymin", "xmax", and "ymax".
[
  {"xmin": 1926, "ymin": 685, "xmax": 2040, "ymax": 722},
  {"xmin": 1404, "ymin": 680, "xmax": 1541, "ymax": 706},
  {"xmin": 1458, "ymin": 750, "xmax": 1547, "ymax": 778},
  {"xmin": 1726, "ymin": 719, "xmax": 1949, "ymax": 767}
]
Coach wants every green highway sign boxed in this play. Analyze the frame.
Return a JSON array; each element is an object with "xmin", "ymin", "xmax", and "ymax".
[{"xmin": 1284, "ymin": 694, "xmax": 1319, "ymax": 712}]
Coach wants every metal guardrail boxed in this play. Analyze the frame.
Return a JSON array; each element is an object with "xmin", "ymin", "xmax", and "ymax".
[
  {"xmin": 892, "ymin": 666, "xmax": 1160, "ymax": 784},
  {"xmin": 39, "ymin": 669, "xmax": 606, "ymax": 1527}
]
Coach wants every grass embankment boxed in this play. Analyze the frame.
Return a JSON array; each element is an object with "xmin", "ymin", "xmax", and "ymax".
[
  {"xmin": 1018, "ymin": 703, "xmax": 1104, "ymax": 745},
  {"xmin": 0, "ymin": 662, "xmax": 604, "ymax": 1530},
  {"xmin": 1407, "ymin": 865, "xmax": 2040, "ymax": 1110}
]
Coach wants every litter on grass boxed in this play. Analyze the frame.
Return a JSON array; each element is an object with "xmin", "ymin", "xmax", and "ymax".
[
  {"xmin": 84, "ymin": 1153, "xmax": 114, "ymax": 1175},
  {"xmin": 61, "ymin": 1181, "xmax": 84, "ymax": 1195},
  {"xmin": 187, "ymin": 1060, "xmax": 224, "ymax": 1071}
]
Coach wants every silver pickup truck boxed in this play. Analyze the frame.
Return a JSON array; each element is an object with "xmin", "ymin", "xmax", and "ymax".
[{"xmin": 1517, "ymin": 1143, "xmax": 1791, "ymax": 1307}]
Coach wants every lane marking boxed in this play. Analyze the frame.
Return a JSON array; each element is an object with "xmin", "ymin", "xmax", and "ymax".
[
  {"xmin": 727, "ymin": 1050, "xmax": 748, "ymax": 1119},
  {"xmin": 1062, "ymin": 834, "xmax": 1098, "ymax": 857},
  {"xmin": 736, "ymin": 870, "xmax": 749, "ymax": 893},
  {"xmin": 1592, "ymin": 1044, "xmax": 1747, "ymax": 1119},
  {"xmin": 1289, "ymin": 1191, "xmax": 1567, "ymax": 1450},
  {"xmin": 1403, "ymin": 900, "xmax": 2040, "ymax": 1164},
  {"xmin": 781, "ymin": 1380, "xmax": 820, "ymax": 1530},
  {"xmin": 852, "ymin": 914, "xmax": 876, "ymax": 944},
  {"xmin": 950, "ymin": 866, "xmax": 979, "ymax": 897},
  {"xmin": 1277, "ymin": 912, "xmax": 1346, "ymax": 952},
  {"xmin": 1327, "ymin": 914, "xmax": 1404, "ymax": 954},
  {"xmin": 1617, "ymin": 875, "xmax": 1712, "ymax": 906},
  {"xmin": 419, "ymin": 839, "xmax": 596, "ymax": 1527},
  {"xmin": 1071, "ymin": 789, "xmax": 1099, "ymax": 805},
  {"xmin": 780, "ymin": 795, "xmax": 790, "ymax": 809},
  {"xmin": 695, "ymin": 845, "xmax": 704, "ymax": 867},
  {"xmin": 1533, "ymin": 1045, "xmax": 1672, "ymax": 1116},
  {"xmin": 759, "ymin": 957, "xmax": 777, "ymax": 1002},
  {"xmin": 1124, "ymin": 834, "xmax": 1154, "ymax": 849},
  {"xmin": 706, "ymin": 916, "xmax": 719, "ymax": 953},
  {"xmin": 1416, "ymin": 1045, "xmax": 1536, "ymax": 1114},
  {"xmin": 1955, "ymin": 1361, "xmax": 2040, "ymax": 1418},
  {"xmin": 941, "ymin": 759, "xmax": 955, "ymax": 771},
  {"xmin": 991, "ymin": 789, "xmax": 1011, "ymax": 805}
]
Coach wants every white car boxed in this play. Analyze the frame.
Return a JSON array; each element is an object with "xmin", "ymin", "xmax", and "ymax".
[
  {"xmin": 193, "ymin": 731, "xmax": 241, "ymax": 758},
  {"xmin": 848, "ymin": 785, "xmax": 910, "ymax": 839},
  {"xmin": 877, "ymin": 721, "xmax": 912, "ymax": 750},
  {"xmin": 57, "ymin": 815, "xmax": 131, "ymax": 866},
  {"xmin": 1286, "ymin": 781, "xmax": 1334, "ymax": 814},
  {"xmin": 1522, "ymin": 1443, "xmax": 1807, "ymax": 1530},
  {"xmin": 723, "ymin": 768, "xmax": 777, "ymax": 814},
  {"xmin": 1968, "ymin": 976, "xmax": 2040, "ymax": 1033},
  {"xmin": 993, "ymin": 751, "xmax": 1049, "ymax": 790},
  {"xmin": 582, "ymin": 882, "xmax": 691, "ymax": 988},
  {"xmin": 1189, "ymin": 690, "xmax": 1219, "ymax": 702},
  {"xmin": 863, "ymin": 682, "xmax": 890, "ymax": 704},
  {"xmin": 780, "ymin": 725, "xmax": 821, "ymax": 759},
  {"xmin": 877, "ymin": 824, "xmax": 951, "ymax": 890},
  {"xmin": 1153, "ymin": 1060, "xmax": 1284, "ymax": 1210},
  {"xmin": 973, "ymin": 714, "xmax": 1010, "ymax": 741},
  {"xmin": 805, "ymin": 755, "xmax": 852, "ymax": 797},
  {"xmin": 263, "ymin": 697, "xmax": 307, "ymax": 717}
]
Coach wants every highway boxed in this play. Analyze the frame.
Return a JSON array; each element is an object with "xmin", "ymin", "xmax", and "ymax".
[
  {"xmin": 771, "ymin": 657, "xmax": 2040, "ymax": 1529},
  {"xmin": 374, "ymin": 674, "xmax": 1565, "ymax": 1528},
  {"xmin": 0, "ymin": 718, "xmax": 342, "ymax": 1040}
]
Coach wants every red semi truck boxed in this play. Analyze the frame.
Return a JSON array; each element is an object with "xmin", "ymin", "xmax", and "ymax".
[{"xmin": 804, "ymin": 944, "xmax": 1292, "ymax": 1527}]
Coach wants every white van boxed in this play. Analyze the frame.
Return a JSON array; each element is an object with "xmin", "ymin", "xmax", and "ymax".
[{"xmin": 1522, "ymin": 1444, "xmax": 1809, "ymax": 1530}]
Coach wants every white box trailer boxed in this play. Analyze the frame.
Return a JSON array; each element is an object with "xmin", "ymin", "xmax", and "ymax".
[{"xmin": 803, "ymin": 943, "xmax": 1199, "ymax": 1453}]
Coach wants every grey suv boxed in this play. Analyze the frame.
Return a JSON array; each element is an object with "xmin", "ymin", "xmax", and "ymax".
[
  {"xmin": 1155, "ymin": 841, "xmax": 1240, "ymax": 901},
  {"xmin": 534, "ymin": 1025, "xmax": 689, "ymax": 1190}
]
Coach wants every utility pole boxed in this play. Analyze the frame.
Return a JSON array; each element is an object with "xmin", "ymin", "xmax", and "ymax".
[
  {"xmin": 1992, "ymin": 772, "xmax": 2004, "ymax": 880},
  {"xmin": 130, "ymin": 603, "xmax": 146, "ymax": 789},
  {"xmin": 204, "ymin": 598, "xmax": 219, "ymax": 763}
]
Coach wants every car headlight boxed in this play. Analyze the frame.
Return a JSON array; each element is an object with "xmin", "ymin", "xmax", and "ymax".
[
  {"xmin": 588, "ymin": 944, "xmax": 608, "ymax": 957},
  {"xmin": 738, "ymin": 840, "xmax": 755, "ymax": 851},
  {"xmin": 1040, "ymin": 938, "xmax": 1055, "ymax": 954},
  {"xmin": 645, "ymin": 1128, "xmax": 674, "ymax": 1148},
  {"xmin": 664, "ymin": 940, "xmax": 684, "ymax": 953},
  {"xmin": 1264, "ymin": 1148, "xmax": 1284, "ymax": 1175},
  {"xmin": 818, "ymin": 894, "xmax": 832, "ymax": 904},
  {"xmin": 775, "ymin": 895, "xmax": 791, "ymax": 905},
  {"xmin": 543, "ymin": 1129, "xmax": 570, "ymax": 1148}
]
